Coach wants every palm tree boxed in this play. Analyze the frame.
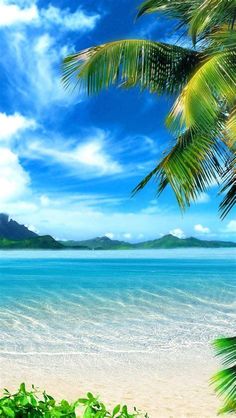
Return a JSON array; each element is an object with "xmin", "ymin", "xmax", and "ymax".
[
  {"xmin": 63, "ymin": 0, "xmax": 236, "ymax": 413},
  {"xmin": 63, "ymin": 0, "xmax": 236, "ymax": 218}
]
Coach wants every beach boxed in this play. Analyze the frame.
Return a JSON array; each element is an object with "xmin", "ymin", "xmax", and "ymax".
[{"xmin": 0, "ymin": 249, "xmax": 235, "ymax": 417}]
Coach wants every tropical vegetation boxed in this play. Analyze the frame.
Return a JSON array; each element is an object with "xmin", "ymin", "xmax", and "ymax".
[
  {"xmin": 212, "ymin": 337, "xmax": 236, "ymax": 414},
  {"xmin": 63, "ymin": 0, "xmax": 236, "ymax": 414},
  {"xmin": 0, "ymin": 384, "xmax": 148, "ymax": 418},
  {"xmin": 63, "ymin": 0, "xmax": 236, "ymax": 219}
]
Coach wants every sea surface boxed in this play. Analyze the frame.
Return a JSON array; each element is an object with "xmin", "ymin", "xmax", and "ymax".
[{"xmin": 0, "ymin": 249, "xmax": 235, "ymax": 416}]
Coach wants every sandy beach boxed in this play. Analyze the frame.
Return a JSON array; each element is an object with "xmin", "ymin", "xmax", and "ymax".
[{"xmin": 1, "ymin": 348, "xmax": 221, "ymax": 417}]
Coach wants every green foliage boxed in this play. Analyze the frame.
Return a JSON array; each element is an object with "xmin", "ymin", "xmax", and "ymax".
[
  {"xmin": 62, "ymin": 40, "xmax": 198, "ymax": 96},
  {"xmin": 212, "ymin": 337, "xmax": 236, "ymax": 414},
  {"xmin": 62, "ymin": 0, "xmax": 236, "ymax": 218},
  {"xmin": 0, "ymin": 236, "xmax": 64, "ymax": 249},
  {"xmin": 0, "ymin": 385, "xmax": 148, "ymax": 418}
]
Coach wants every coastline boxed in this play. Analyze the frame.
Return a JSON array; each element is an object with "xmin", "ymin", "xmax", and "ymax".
[
  {"xmin": 1, "ymin": 250, "xmax": 234, "ymax": 417},
  {"xmin": 1, "ymin": 348, "xmax": 221, "ymax": 417}
]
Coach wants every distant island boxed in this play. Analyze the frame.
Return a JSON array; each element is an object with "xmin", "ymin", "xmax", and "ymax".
[{"xmin": 0, "ymin": 213, "xmax": 235, "ymax": 250}]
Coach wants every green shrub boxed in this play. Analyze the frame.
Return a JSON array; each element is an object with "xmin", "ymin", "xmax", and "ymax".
[{"xmin": 0, "ymin": 383, "xmax": 149, "ymax": 417}]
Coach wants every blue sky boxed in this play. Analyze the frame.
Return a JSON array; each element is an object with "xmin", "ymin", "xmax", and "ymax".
[{"xmin": 0, "ymin": 0, "xmax": 235, "ymax": 241}]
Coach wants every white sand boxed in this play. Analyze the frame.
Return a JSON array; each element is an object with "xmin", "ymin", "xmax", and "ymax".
[{"xmin": 0, "ymin": 348, "xmax": 222, "ymax": 417}]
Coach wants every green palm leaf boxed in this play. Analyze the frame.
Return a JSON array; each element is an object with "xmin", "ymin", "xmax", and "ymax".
[
  {"xmin": 62, "ymin": 40, "xmax": 199, "ymax": 96},
  {"xmin": 212, "ymin": 337, "xmax": 236, "ymax": 414},
  {"xmin": 167, "ymin": 51, "xmax": 236, "ymax": 135},
  {"xmin": 207, "ymin": 26, "xmax": 236, "ymax": 51},
  {"xmin": 137, "ymin": 0, "xmax": 198, "ymax": 23},
  {"xmin": 133, "ymin": 130, "xmax": 224, "ymax": 209},
  {"xmin": 189, "ymin": 0, "xmax": 236, "ymax": 44},
  {"xmin": 226, "ymin": 107, "xmax": 236, "ymax": 148},
  {"xmin": 219, "ymin": 156, "xmax": 236, "ymax": 218}
]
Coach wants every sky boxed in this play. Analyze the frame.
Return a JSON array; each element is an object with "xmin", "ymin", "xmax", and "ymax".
[{"xmin": 0, "ymin": 0, "xmax": 235, "ymax": 242}]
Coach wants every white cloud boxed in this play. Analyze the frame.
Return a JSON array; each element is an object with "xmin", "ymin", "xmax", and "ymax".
[
  {"xmin": 0, "ymin": 112, "xmax": 36, "ymax": 142},
  {"xmin": 225, "ymin": 220, "xmax": 236, "ymax": 233},
  {"xmin": 105, "ymin": 232, "xmax": 114, "ymax": 239},
  {"xmin": 0, "ymin": 147, "xmax": 30, "ymax": 202},
  {"xmin": 123, "ymin": 233, "xmax": 132, "ymax": 240},
  {"xmin": 40, "ymin": 195, "xmax": 50, "ymax": 207},
  {"xmin": 169, "ymin": 228, "xmax": 185, "ymax": 239},
  {"xmin": 0, "ymin": 1, "xmax": 99, "ymax": 31},
  {"xmin": 194, "ymin": 192, "xmax": 210, "ymax": 204},
  {"xmin": 194, "ymin": 224, "xmax": 210, "ymax": 234},
  {"xmin": 0, "ymin": 2, "xmax": 38, "ymax": 27},
  {"xmin": 41, "ymin": 5, "xmax": 99, "ymax": 31},
  {"xmin": 25, "ymin": 132, "xmax": 123, "ymax": 177},
  {"xmin": 0, "ymin": 1, "xmax": 100, "ymax": 110},
  {"xmin": 26, "ymin": 224, "xmax": 39, "ymax": 233}
]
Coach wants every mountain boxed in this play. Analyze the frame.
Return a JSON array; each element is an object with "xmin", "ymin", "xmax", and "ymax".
[
  {"xmin": 62, "ymin": 236, "xmax": 132, "ymax": 250},
  {"xmin": 0, "ymin": 213, "xmax": 38, "ymax": 240},
  {"xmin": 0, "ymin": 214, "xmax": 235, "ymax": 250},
  {"xmin": 0, "ymin": 214, "xmax": 63, "ymax": 249},
  {"xmin": 62, "ymin": 234, "xmax": 236, "ymax": 250},
  {"xmin": 134, "ymin": 234, "xmax": 236, "ymax": 249},
  {"xmin": 0, "ymin": 236, "xmax": 64, "ymax": 249}
]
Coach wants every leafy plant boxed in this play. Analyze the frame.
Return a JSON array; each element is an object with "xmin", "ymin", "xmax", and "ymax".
[
  {"xmin": 212, "ymin": 337, "xmax": 236, "ymax": 414},
  {"xmin": 62, "ymin": 0, "xmax": 236, "ymax": 218},
  {"xmin": 0, "ymin": 384, "xmax": 149, "ymax": 418}
]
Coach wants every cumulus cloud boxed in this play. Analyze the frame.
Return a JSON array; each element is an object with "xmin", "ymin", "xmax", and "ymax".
[
  {"xmin": 169, "ymin": 228, "xmax": 185, "ymax": 239},
  {"xmin": 41, "ymin": 5, "xmax": 99, "ymax": 32},
  {"xmin": 0, "ymin": 112, "xmax": 36, "ymax": 142},
  {"xmin": 0, "ymin": 1, "xmax": 100, "ymax": 31},
  {"xmin": 105, "ymin": 232, "xmax": 114, "ymax": 239},
  {"xmin": 123, "ymin": 233, "xmax": 132, "ymax": 240},
  {"xmin": 225, "ymin": 220, "xmax": 236, "ymax": 233},
  {"xmin": 0, "ymin": 2, "xmax": 38, "ymax": 27},
  {"xmin": 0, "ymin": 147, "xmax": 30, "ymax": 202},
  {"xmin": 194, "ymin": 224, "xmax": 210, "ymax": 234}
]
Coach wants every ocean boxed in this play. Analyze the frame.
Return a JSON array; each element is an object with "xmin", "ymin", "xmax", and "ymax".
[{"xmin": 0, "ymin": 249, "xmax": 235, "ymax": 417}]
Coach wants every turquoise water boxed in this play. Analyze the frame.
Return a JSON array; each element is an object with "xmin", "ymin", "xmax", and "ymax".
[
  {"xmin": 0, "ymin": 249, "xmax": 235, "ymax": 360},
  {"xmin": 0, "ymin": 249, "xmax": 235, "ymax": 415}
]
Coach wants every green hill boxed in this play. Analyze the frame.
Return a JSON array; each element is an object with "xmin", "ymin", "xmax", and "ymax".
[
  {"xmin": 0, "ymin": 235, "xmax": 64, "ymax": 249},
  {"xmin": 62, "ymin": 234, "xmax": 236, "ymax": 250},
  {"xmin": 134, "ymin": 234, "xmax": 236, "ymax": 249},
  {"xmin": 62, "ymin": 236, "xmax": 132, "ymax": 250}
]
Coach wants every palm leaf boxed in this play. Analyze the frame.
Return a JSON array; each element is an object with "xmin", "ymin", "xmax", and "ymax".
[
  {"xmin": 219, "ymin": 155, "xmax": 236, "ymax": 219},
  {"xmin": 207, "ymin": 27, "xmax": 236, "ymax": 51},
  {"xmin": 167, "ymin": 51, "xmax": 236, "ymax": 135},
  {"xmin": 212, "ymin": 337, "xmax": 236, "ymax": 414},
  {"xmin": 62, "ymin": 40, "xmax": 199, "ymax": 96},
  {"xmin": 225, "ymin": 107, "xmax": 236, "ymax": 148},
  {"xmin": 137, "ymin": 0, "xmax": 198, "ymax": 23},
  {"xmin": 133, "ymin": 130, "xmax": 224, "ymax": 209},
  {"xmin": 189, "ymin": 0, "xmax": 236, "ymax": 44}
]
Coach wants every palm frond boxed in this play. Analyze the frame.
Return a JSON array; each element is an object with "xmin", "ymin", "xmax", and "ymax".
[
  {"xmin": 212, "ymin": 337, "xmax": 236, "ymax": 414},
  {"xmin": 137, "ymin": 0, "xmax": 198, "ymax": 23},
  {"xmin": 207, "ymin": 27, "xmax": 236, "ymax": 51},
  {"xmin": 220, "ymin": 155, "xmax": 236, "ymax": 218},
  {"xmin": 213, "ymin": 337, "xmax": 236, "ymax": 367},
  {"xmin": 133, "ymin": 130, "xmax": 224, "ymax": 209},
  {"xmin": 62, "ymin": 40, "xmax": 199, "ymax": 96},
  {"xmin": 189, "ymin": 0, "xmax": 236, "ymax": 44},
  {"xmin": 167, "ymin": 51, "xmax": 236, "ymax": 135},
  {"xmin": 226, "ymin": 107, "xmax": 236, "ymax": 148}
]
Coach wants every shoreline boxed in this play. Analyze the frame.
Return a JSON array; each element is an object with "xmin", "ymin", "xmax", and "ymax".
[{"xmin": 1, "ymin": 348, "xmax": 222, "ymax": 417}]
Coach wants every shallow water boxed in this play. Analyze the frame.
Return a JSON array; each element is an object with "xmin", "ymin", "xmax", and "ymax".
[{"xmin": 0, "ymin": 249, "xmax": 235, "ymax": 417}]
